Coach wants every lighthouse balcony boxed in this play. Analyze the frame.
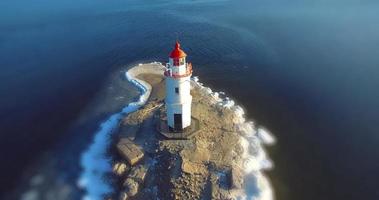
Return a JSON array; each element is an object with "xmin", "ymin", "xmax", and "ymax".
[{"xmin": 164, "ymin": 63, "xmax": 193, "ymax": 78}]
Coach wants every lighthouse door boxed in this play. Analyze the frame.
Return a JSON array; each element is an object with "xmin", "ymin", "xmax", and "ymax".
[{"xmin": 174, "ymin": 114, "xmax": 182, "ymax": 130}]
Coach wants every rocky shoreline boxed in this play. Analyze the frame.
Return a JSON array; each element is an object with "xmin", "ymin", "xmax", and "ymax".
[{"xmin": 102, "ymin": 63, "xmax": 274, "ymax": 200}]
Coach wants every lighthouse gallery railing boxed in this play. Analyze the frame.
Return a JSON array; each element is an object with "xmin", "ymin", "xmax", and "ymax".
[{"xmin": 164, "ymin": 63, "xmax": 193, "ymax": 78}]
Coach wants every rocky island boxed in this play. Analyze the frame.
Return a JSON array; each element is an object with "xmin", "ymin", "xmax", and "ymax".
[
  {"xmin": 79, "ymin": 42, "xmax": 274, "ymax": 200},
  {"xmin": 104, "ymin": 62, "xmax": 273, "ymax": 199}
]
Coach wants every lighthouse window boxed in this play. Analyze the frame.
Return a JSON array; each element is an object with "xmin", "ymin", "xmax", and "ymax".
[
  {"xmin": 179, "ymin": 58, "xmax": 185, "ymax": 65},
  {"xmin": 174, "ymin": 59, "xmax": 179, "ymax": 66},
  {"xmin": 175, "ymin": 87, "xmax": 179, "ymax": 94}
]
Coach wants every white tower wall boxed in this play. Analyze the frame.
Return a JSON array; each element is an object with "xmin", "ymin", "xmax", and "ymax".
[{"xmin": 165, "ymin": 75, "xmax": 192, "ymax": 129}]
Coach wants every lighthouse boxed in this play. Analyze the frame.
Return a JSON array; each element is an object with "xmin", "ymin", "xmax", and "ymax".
[{"xmin": 164, "ymin": 41, "xmax": 193, "ymax": 131}]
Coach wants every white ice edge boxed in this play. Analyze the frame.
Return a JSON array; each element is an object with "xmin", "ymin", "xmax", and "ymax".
[
  {"xmin": 77, "ymin": 63, "xmax": 164, "ymax": 200},
  {"xmin": 191, "ymin": 76, "xmax": 276, "ymax": 200},
  {"xmin": 257, "ymin": 128, "xmax": 276, "ymax": 146},
  {"xmin": 78, "ymin": 63, "xmax": 276, "ymax": 200}
]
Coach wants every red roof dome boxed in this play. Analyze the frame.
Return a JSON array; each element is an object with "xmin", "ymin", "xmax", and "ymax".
[{"xmin": 170, "ymin": 41, "xmax": 187, "ymax": 58}]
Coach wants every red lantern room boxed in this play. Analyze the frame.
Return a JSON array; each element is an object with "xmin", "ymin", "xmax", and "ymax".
[
  {"xmin": 170, "ymin": 41, "xmax": 187, "ymax": 66},
  {"xmin": 164, "ymin": 41, "xmax": 192, "ymax": 78}
]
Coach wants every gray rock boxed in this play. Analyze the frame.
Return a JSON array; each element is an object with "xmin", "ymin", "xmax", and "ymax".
[
  {"xmin": 112, "ymin": 162, "xmax": 129, "ymax": 176},
  {"xmin": 118, "ymin": 191, "xmax": 128, "ymax": 200},
  {"xmin": 128, "ymin": 165, "xmax": 148, "ymax": 184},
  {"xmin": 123, "ymin": 178, "xmax": 139, "ymax": 196},
  {"xmin": 230, "ymin": 167, "xmax": 243, "ymax": 189}
]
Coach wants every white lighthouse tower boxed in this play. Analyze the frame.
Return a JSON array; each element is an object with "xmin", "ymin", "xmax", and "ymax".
[{"xmin": 164, "ymin": 41, "xmax": 193, "ymax": 131}]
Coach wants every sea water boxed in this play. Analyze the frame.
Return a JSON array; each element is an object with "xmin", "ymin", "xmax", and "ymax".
[{"xmin": 1, "ymin": 0, "xmax": 379, "ymax": 200}]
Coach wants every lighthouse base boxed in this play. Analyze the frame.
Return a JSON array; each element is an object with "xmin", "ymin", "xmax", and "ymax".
[{"xmin": 157, "ymin": 116, "xmax": 200, "ymax": 139}]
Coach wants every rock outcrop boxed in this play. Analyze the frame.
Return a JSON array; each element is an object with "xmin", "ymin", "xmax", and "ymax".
[{"xmin": 108, "ymin": 71, "xmax": 247, "ymax": 200}]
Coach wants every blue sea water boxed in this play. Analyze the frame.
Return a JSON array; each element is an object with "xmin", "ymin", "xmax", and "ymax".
[{"xmin": 1, "ymin": 0, "xmax": 379, "ymax": 199}]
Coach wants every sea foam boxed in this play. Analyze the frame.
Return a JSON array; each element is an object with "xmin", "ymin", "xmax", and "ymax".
[
  {"xmin": 78, "ymin": 63, "xmax": 275, "ymax": 200},
  {"xmin": 78, "ymin": 63, "xmax": 164, "ymax": 200},
  {"xmin": 191, "ymin": 76, "xmax": 275, "ymax": 200}
]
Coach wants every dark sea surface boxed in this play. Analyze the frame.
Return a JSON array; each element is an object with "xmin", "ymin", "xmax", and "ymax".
[{"xmin": 1, "ymin": 0, "xmax": 379, "ymax": 199}]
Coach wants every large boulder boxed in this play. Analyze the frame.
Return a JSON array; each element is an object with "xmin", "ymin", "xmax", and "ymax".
[{"xmin": 117, "ymin": 138, "xmax": 144, "ymax": 166}]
